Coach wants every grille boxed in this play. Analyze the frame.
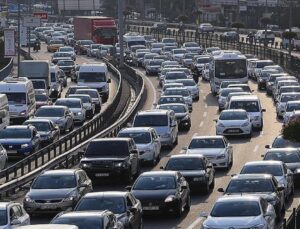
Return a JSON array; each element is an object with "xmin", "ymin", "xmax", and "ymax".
[{"xmin": 35, "ymin": 199, "xmax": 62, "ymax": 203}]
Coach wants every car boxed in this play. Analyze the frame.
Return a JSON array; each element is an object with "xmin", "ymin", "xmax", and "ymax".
[
  {"xmin": 142, "ymin": 53, "xmax": 158, "ymax": 68},
  {"xmin": 198, "ymin": 23, "xmax": 214, "ymax": 33},
  {"xmin": 171, "ymin": 48, "xmax": 187, "ymax": 62},
  {"xmin": 225, "ymin": 92, "xmax": 252, "ymax": 109},
  {"xmin": 68, "ymin": 95, "xmax": 95, "ymax": 119},
  {"xmin": 163, "ymin": 87, "xmax": 193, "ymax": 111},
  {"xmin": 79, "ymin": 138, "xmax": 140, "ymax": 183},
  {"xmin": 161, "ymin": 83, "xmax": 184, "ymax": 93},
  {"xmin": 267, "ymin": 135, "xmax": 300, "ymax": 149},
  {"xmin": 202, "ymin": 196, "xmax": 276, "ymax": 229},
  {"xmin": 163, "ymin": 154, "xmax": 215, "ymax": 194},
  {"xmin": 34, "ymin": 106, "xmax": 74, "ymax": 134},
  {"xmin": 156, "ymin": 95, "xmax": 187, "ymax": 108},
  {"xmin": 47, "ymin": 40, "xmax": 64, "ymax": 52},
  {"xmin": 117, "ymin": 127, "xmax": 161, "ymax": 165},
  {"xmin": 95, "ymin": 45, "xmax": 113, "ymax": 59},
  {"xmin": 273, "ymin": 80, "xmax": 299, "ymax": 100},
  {"xmin": 219, "ymin": 80, "xmax": 241, "ymax": 91},
  {"xmin": 0, "ymin": 125, "xmax": 41, "ymax": 157},
  {"xmin": 35, "ymin": 93, "xmax": 52, "ymax": 109},
  {"xmin": 128, "ymin": 171, "xmax": 190, "ymax": 217},
  {"xmin": 284, "ymin": 110, "xmax": 300, "ymax": 127},
  {"xmin": 215, "ymin": 109, "xmax": 252, "ymax": 137},
  {"xmin": 74, "ymin": 40, "xmax": 94, "ymax": 55},
  {"xmin": 175, "ymin": 79, "xmax": 199, "ymax": 101},
  {"xmin": 218, "ymin": 174, "xmax": 285, "ymax": 218},
  {"xmin": 181, "ymin": 53, "xmax": 197, "ymax": 68},
  {"xmin": 255, "ymin": 29, "xmax": 275, "ymax": 44},
  {"xmin": 65, "ymin": 86, "xmax": 90, "ymax": 98},
  {"xmin": 23, "ymin": 169, "xmax": 92, "ymax": 214},
  {"xmin": 75, "ymin": 89, "xmax": 102, "ymax": 113},
  {"xmin": 58, "ymin": 46, "xmax": 76, "ymax": 60},
  {"xmin": 57, "ymin": 59, "xmax": 76, "ymax": 77},
  {"xmin": 262, "ymin": 148, "xmax": 300, "ymax": 185},
  {"xmin": 266, "ymin": 73, "xmax": 290, "ymax": 95},
  {"xmin": 55, "ymin": 98, "xmax": 86, "ymax": 125},
  {"xmin": 145, "ymin": 59, "xmax": 164, "ymax": 75},
  {"xmin": 220, "ymin": 31, "xmax": 239, "ymax": 41},
  {"xmin": 86, "ymin": 44, "xmax": 101, "ymax": 57},
  {"xmin": 217, "ymin": 87, "xmax": 244, "ymax": 110},
  {"xmin": 283, "ymin": 100, "xmax": 300, "ymax": 125},
  {"xmin": 144, "ymin": 34, "xmax": 156, "ymax": 45},
  {"xmin": 276, "ymin": 93, "xmax": 300, "ymax": 118},
  {"xmin": 185, "ymin": 136, "xmax": 233, "ymax": 169},
  {"xmin": 157, "ymin": 103, "xmax": 191, "ymax": 131},
  {"xmin": 275, "ymin": 86, "xmax": 300, "ymax": 102},
  {"xmin": 23, "ymin": 119, "xmax": 60, "ymax": 146},
  {"xmin": 240, "ymin": 161, "xmax": 294, "ymax": 199},
  {"xmin": 161, "ymin": 38, "xmax": 177, "ymax": 47},
  {"xmin": 52, "ymin": 52, "xmax": 73, "ymax": 65},
  {"xmin": 0, "ymin": 202, "xmax": 30, "ymax": 227},
  {"xmin": 50, "ymin": 211, "xmax": 122, "ymax": 229},
  {"xmin": 151, "ymin": 22, "xmax": 167, "ymax": 33},
  {"xmin": 182, "ymin": 42, "xmax": 202, "ymax": 54},
  {"xmin": 163, "ymin": 71, "xmax": 189, "ymax": 87},
  {"xmin": 74, "ymin": 191, "xmax": 143, "ymax": 229},
  {"xmin": 160, "ymin": 68, "xmax": 191, "ymax": 86}
]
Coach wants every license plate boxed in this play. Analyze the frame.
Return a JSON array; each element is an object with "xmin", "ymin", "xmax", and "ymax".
[
  {"xmin": 95, "ymin": 173, "xmax": 109, "ymax": 177},
  {"xmin": 7, "ymin": 150, "xmax": 17, "ymax": 154},
  {"xmin": 40, "ymin": 205, "xmax": 56, "ymax": 210},
  {"xmin": 143, "ymin": 206, "xmax": 159, "ymax": 210},
  {"xmin": 228, "ymin": 129, "xmax": 239, "ymax": 133}
]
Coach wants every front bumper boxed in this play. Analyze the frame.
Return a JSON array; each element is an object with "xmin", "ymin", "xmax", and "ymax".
[
  {"xmin": 141, "ymin": 199, "xmax": 180, "ymax": 215},
  {"xmin": 82, "ymin": 166, "xmax": 130, "ymax": 179},
  {"xmin": 139, "ymin": 150, "xmax": 155, "ymax": 162},
  {"xmin": 216, "ymin": 126, "xmax": 251, "ymax": 136},
  {"xmin": 24, "ymin": 199, "xmax": 75, "ymax": 213},
  {"xmin": 159, "ymin": 136, "xmax": 173, "ymax": 147}
]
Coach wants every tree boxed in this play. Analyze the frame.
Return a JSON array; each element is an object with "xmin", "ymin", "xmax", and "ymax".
[
  {"xmin": 282, "ymin": 120, "xmax": 300, "ymax": 142},
  {"xmin": 231, "ymin": 21, "xmax": 245, "ymax": 33}
]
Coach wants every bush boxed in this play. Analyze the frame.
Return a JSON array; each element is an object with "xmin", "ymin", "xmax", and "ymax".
[{"xmin": 282, "ymin": 120, "xmax": 300, "ymax": 142}]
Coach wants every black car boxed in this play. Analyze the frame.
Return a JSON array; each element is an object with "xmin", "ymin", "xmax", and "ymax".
[
  {"xmin": 74, "ymin": 191, "xmax": 143, "ymax": 229},
  {"xmin": 257, "ymin": 69, "xmax": 279, "ymax": 90},
  {"xmin": 57, "ymin": 59, "xmax": 75, "ymax": 77},
  {"xmin": 220, "ymin": 31, "xmax": 239, "ymax": 42},
  {"xmin": 218, "ymin": 174, "xmax": 285, "ymax": 218},
  {"xmin": 65, "ymin": 86, "xmax": 89, "ymax": 98},
  {"xmin": 163, "ymin": 155, "xmax": 215, "ymax": 194},
  {"xmin": 79, "ymin": 138, "xmax": 140, "ymax": 183},
  {"xmin": 128, "ymin": 171, "xmax": 190, "ymax": 217},
  {"xmin": 51, "ymin": 211, "xmax": 122, "ymax": 229},
  {"xmin": 266, "ymin": 135, "xmax": 300, "ymax": 149},
  {"xmin": 23, "ymin": 169, "xmax": 93, "ymax": 214}
]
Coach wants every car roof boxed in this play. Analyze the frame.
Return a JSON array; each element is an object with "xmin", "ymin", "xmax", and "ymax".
[
  {"xmin": 231, "ymin": 174, "xmax": 273, "ymax": 180},
  {"xmin": 59, "ymin": 211, "xmax": 107, "ymax": 218},
  {"xmin": 229, "ymin": 95, "xmax": 259, "ymax": 101},
  {"xmin": 217, "ymin": 195, "xmax": 261, "ymax": 202},
  {"xmin": 137, "ymin": 109, "xmax": 170, "ymax": 115},
  {"xmin": 0, "ymin": 202, "xmax": 11, "ymax": 209},
  {"xmin": 83, "ymin": 191, "xmax": 128, "ymax": 198},
  {"xmin": 42, "ymin": 169, "xmax": 77, "ymax": 176},
  {"xmin": 39, "ymin": 105, "xmax": 67, "ymax": 109},
  {"xmin": 119, "ymin": 127, "xmax": 153, "ymax": 133},
  {"xmin": 140, "ymin": 171, "xmax": 177, "ymax": 176},
  {"xmin": 244, "ymin": 160, "xmax": 283, "ymax": 166},
  {"xmin": 24, "ymin": 119, "xmax": 52, "ymax": 123},
  {"xmin": 56, "ymin": 98, "xmax": 81, "ymax": 102},
  {"xmin": 5, "ymin": 125, "xmax": 33, "ymax": 130},
  {"xmin": 221, "ymin": 109, "xmax": 247, "ymax": 113},
  {"xmin": 266, "ymin": 148, "xmax": 299, "ymax": 153},
  {"xmin": 91, "ymin": 138, "xmax": 131, "ymax": 143},
  {"xmin": 170, "ymin": 154, "xmax": 205, "ymax": 159},
  {"xmin": 191, "ymin": 135, "xmax": 224, "ymax": 140}
]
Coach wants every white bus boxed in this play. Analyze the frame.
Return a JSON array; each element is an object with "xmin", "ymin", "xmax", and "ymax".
[{"xmin": 210, "ymin": 51, "xmax": 248, "ymax": 95}]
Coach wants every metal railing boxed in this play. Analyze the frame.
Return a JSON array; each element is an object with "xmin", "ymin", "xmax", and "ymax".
[{"xmin": 0, "ymin": 58, "xmax": 13, "ymax": 80}]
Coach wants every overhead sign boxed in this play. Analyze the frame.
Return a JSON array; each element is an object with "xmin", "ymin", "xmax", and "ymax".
[
  {"xmin": 20, "ymin": 26, "xmax": 27, "ymax": 46},
  {"xmin": 4, "ymin": 29, "xmax": 15, "ymax": 57},
  {"xmin": 34, "ymin": 12, "xmax": 48, "ymax": 21},
  {"xmin": 23, "ymin": 16, "xmax": 41, "ymax": 27}
]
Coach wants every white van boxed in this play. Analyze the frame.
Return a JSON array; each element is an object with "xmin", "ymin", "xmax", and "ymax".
[
  {"xmin": 19, "ymin": 225, "xmax": 79, "ymax": 229},
  {"xmin": 0, "ymin": 94, "xmax": 9, "ymax": 130},
  {"xmin": 78, "ymin": 63, "xmax": 110, "ymax": 102},
  {"xmin": 0, "ymin": 77, "xmax": 35, "ymax": 124},
  {"xmin": 228, "ymin": 95, "xmax": 265, "ymax": 130}
]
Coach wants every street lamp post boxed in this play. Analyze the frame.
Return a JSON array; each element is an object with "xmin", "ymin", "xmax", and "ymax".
[{"xmin": 288, "ymin": 0, "xmax": 293, "ymax": 67}]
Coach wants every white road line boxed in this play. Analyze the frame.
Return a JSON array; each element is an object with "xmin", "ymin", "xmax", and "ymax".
[
  {"xmin": 260, "ymin": 131, "xmax": 264, "ymax": 137},
  {"xmin": 203, "ymin": 112, "xmax": 207, "ymax": 117},
  {"xmin": 204, "ymin": 104, "xmax": 208, "ymax": 109},
  {"xmin": 199, "ymin": 121, "xmax": 204, "ymax": 127},
  {"xmin": 137, "ymin": 69, "xmax": 157, "ymax": 107},
  {"xmin": 187, "ymin": 217, "xmax": 203, "ymax": 229},
  {"xmin": 253, "ymin": 145, "xmax": 259, "ymax": 152},
  {"xmin": 193, "ymin": 133, "xmax": 198, "ymax": 137}
]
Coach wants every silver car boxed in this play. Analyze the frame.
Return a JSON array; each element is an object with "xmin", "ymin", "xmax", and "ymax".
[
  {"xmin": 0, "ymin": 202, "xmax": 30, "ymax": 227},
  {"xmin": 276, "ymin": 92, "xmax": 300, "ymax": 118},
  {"xmin": 217, "ymin": 87, "xmax": 244, "ymax": 110},
  {"xmin": 163, "ymin": 87, "xmax": 193, "ymax": 111},
  {"xmin": 68, "ymin": 94, "xmax": 95, "ymax": 119},
  {"xmin": 175, "ymin": 79, "xmax": 200, "ymax": 101},
  {"xmin": 75, "ymin": 89, "xmax": 102, "ymax": 113}
]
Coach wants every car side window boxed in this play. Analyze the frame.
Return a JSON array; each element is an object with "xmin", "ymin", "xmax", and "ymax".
[
  {"xmin": 260, "ymin": 198, "xmax": 268, "ymax": 214},
  {"xmin": 16, "ymin": 206, "xmax": 25, "ymax": 216},
  {"xmin": 10, "ymin": 206, "xmax": 21, "ymax": 219}
]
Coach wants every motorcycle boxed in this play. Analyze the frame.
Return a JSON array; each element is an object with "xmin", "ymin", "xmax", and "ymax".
[{"xmin": 33, "ymin": 42, "xmax": 41, "ymax": 52}]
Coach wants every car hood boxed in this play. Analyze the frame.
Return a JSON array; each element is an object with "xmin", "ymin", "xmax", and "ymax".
[
  {"xmin": 27, "ymin": 188, "xmax": 77, "ymax": 200},
  {"xmin": 204, "ymin": 215, "xmax": 262, "ymax": 227},
  {"xmin": 34, "ymin": 116, "xmax": 61, "ymax": 122},
  {"xmin": 151, "ymin": 126, "xmax": 169, "ymax": 135},
  {"xmin": 0, "ymin": 139, "xmax": 31, "ymax": 144},
  {"xmin": 132, "ymin": 189, "xmax": 176, "ymax": 202},
  {"xmin": 186, "ymin": 148, "xmax": 225, "ymax": 156},
  {"xmin": 136, "ymin": 143, "xmax": 152, "ymax": 151},
  {"xmin": 38, "ymin": 131, "xmax": 52, "ymax": 137},
  {"xmin": 81, "ymin": 156, "xmax": 129, "ymax": 162}
]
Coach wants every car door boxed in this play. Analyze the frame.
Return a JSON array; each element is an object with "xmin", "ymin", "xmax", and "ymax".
[
  {"xmin": 260, "ymin": 198, "xmax": 275, "ymax": 228},
  {"xmin": 31, "ymin": 129, "xmax": 39, "ymax": 150},
  {"xmin": 16, "ymin": 205, "xmax": 30, "ymax": 226},
  {"xmin": 283, "ymin": 164, "xmax": 293, "ymax": 195},
  {"xmin": 204, "ymin": 158, "xmax": 214, "ymax": 186},
  {"xmin": 126, "ymin": 195, "xmax": 139, "ymax": 229},
  {"xmin": 151, "ymin": 130, "xmax": 160, "ymax": 158},
  {"xmin": 49, "ymin": 121, "xmax": 59, "ymax": 140},
  {"xmin": 129, "ymin": 140, "xmax": 139, "ymax": 174},
  {"xmin": 170, "ymin": 112, "xmax": 178, "ymax": 142},
  {"xmin": 223, "ymin": 138, "xmax": 232, "ymax": 163}
]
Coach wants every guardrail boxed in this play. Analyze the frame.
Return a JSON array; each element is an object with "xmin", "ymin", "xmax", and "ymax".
[{"xmin": 0, "ymin": 58, "xmax": 13, "ymax": 80}]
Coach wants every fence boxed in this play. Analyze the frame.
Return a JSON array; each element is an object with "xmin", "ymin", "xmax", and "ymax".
[{"xmin": 0, "ymin": 58, "xmax": 13, "ymax": 80}]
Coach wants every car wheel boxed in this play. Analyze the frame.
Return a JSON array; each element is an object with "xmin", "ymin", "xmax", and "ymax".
[
  {"xmin": 174, "ymin": 135, "xmax": 178, "ymax": 145},
  {"xmin": 184, "ymin": 195, "xmax": 191, "ymax": 211},
  {"xmin": 258, "ymin": 119, "xmax": 264, "ymax": 131},
  {"xmin": 69, "ymin": 122, "xmax": 74, "ymax": 132},
  {"xmin": 209, "ymin": 178, "xmax": 215, "ymax": 189},
  {"xmin": 151, "ymin": 152, "xmax": 157, "ymax": 166},
  {"xmin": 175, "ymin": 201, "xmax": 182, "ymax": 218},
  {"xmin": 203, "ymin": 182, "xmax": 210, "ymax": 194},
  {"xmin": 126, "ymin": 169, "xmax": 133, "ymax": 184}
]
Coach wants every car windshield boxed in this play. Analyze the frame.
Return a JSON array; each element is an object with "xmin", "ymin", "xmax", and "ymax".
[
  {"xmin": 60, "ymin": 47, "xmax": 73, "ymax": 52},
  {"xmin": 215, "ymin": 59, "xmax": 247, "ymax": 79},
  {"xmin": 91, "ymin": 44, "xmax": 100, "ymax": 49},
  {"xmin": 159, "ymin": 105, "xmax": 186, "ymax": 113},
  {"xmin": 272, "ymin": 137, "xmax": 300, "ymax": 148},
  {"xmin": 177, "ymin": 80, "xmax": 196, "ymax": 86},
  {"xmin": 118, "ymin": 132, "xmax": 151, "ymax": 144},
  {"xmin": 71, "ymin": 96, "xmax": 90, "ymax": 103},
  {"xmin": 220, "ymin": 89, "xmax": 243, "ymax": 97},
  {"xmin": 35, "ymin": 94, "xmax": 48, "ymax": 102},
  {"xmin": 158, "ymin": 97, "xmax": 184, "ymax": 104},
  {"xmin": 32, "ymin": 175, "xmax": 76, "ymax": 189},
  {"xmin": 85, "ymin": 141, "xmax": 130, "ymax": 157},
  {"xmin": 227, "ymin": 179, "xmax": 275, "ymax": 193},
  {"xmin": 52, "ymin": 216, "xmax": 103, "ymax": 229},
  {"xmin": 281, "ymin": 87, "xmax": 300, "ymax": 93},
  {"xmin": 173, "ymin": 49, "xmax": 186, "ymax": 54},
  {"xmin": 165, "ymin": 72, "xmax": 187, "ymax": 80},
  {"xmin": 6, "ymin": 93, "xmax": 26, "ymax": 105},
  {"xmin": 58, "ymin": 61, "xmax": 73, "ymax": 66},
  {"xmin": 36, "ymin": 108, "xmax": 64, "ymax": 117},
  {"xmin": 149, "ymin": 60, "xmax": 162, "ymax": 65},
  {"xmin": 165, "ymin": 89, "xmax": 189, "ymax": 97},
  {"xmin": 189, "ymin": 138, "xmax": 225, "ymax": 149},
  {"xmin": 0, "ymin": 210, "xmax": 7, "ymax": 226},
  {"xmin": 32, "ymin": 81, "xmax": 46, "ymax": 89},
  {"xmin": 79, "ymin": 72, "xmax": 106, "ymax": 83},
  {"xmin": 133, "ymin": 176, "xmax": 176, "ymax": 190},
  {"xmin": 197, "ymin": 58, "xmax": 210, "ymax": 64},
  {"xmin": 265, "ymin": 151, "xmax": 300, "ymax": 163},
  {"xmin": 76, "ymin": 197, "xmax": 125, "ymax": 214},
  {"xmin": 134, "ymin": 115, "xmax": 168, "ymax": 127},
  {"xmin": 185, "ymin": 43, "xmax": 198, "ymax": 47},
  {"xmin": 0, "ymin": 129, "xmax": 32, "ymax": 139},
  {"xmin": 257, "ymin": 62, "xmax": 273, "ymax": 68},
  {"xmin": 219, "ymin": 112, "xmax": 248, "ymax": 120},
  {"xmin": 56, "ymin": 100, "xmax": 81, "ymax": 108},
  {"xmin": 81, "ymin": 40, "xmax": 93, "ymax": 45},
  {"xmin": 166, "ymin": 158, "xmax": 204, "ymax": 170},
  {"xmin": 26, "ymin": 122, "xmax": 50, "ymax": 132},
  {"xmin": 280, "ymin": 94, "xmax": 300, "ymax": 103},
  {"xmin": 286, "ymin": 103, "xmax": 300, "ymax": 112},
  {"xmin": 54, "ymin": 53, "xmax": 71, "ymax": 57},
  {"xmin": 241, "ymin": 165, "xmax": 283, "ymax": 176},
  {"xmin": 163, "ymin": 39, "xmax": 176, "ymax": 43},
  {"xmin": 229, "ymin": 101, "xmax": 259, "ymax": 112},
  {"xmin": 211, "ymin": 201, "xmax": 261, "ymax": 217},
  {"xmin": 76, "ymin": 90, "xmax": 98, "ymax": 99}
]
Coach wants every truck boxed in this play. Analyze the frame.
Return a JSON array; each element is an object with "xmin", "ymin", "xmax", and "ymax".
[
  {"xmin": 73, "ymin": 16, "xmax": 117, "ymax": 45},
  {"xmin": 19, "ymin": 60, "xmax": 51, "ymax": 94}
]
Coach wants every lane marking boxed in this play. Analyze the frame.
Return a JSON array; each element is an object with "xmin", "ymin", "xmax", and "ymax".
[
  {"xmin": 253, "ymin": 145, "xmax": 259, "ymax": 152},
  {"xmin": 199, "ymin": 121, "xmax": 204, "ymax": 127},
  {"xmin": 193, "ymin": 133, "xmax": 198, "ymax": 137},
  {"xmin": 203, "ymin": 112, "xmax": 207, "ymax": 117},
  {"xmin": 260, "ymin": 131, "xmax": 264, "ymax": 137},
  {"xmin": 204, "ymin": 104, "xmax": 208, "ymax": 109},
  {"xmin": 187, "ymin": 217, "xmax": 204, "ymax": 229}
]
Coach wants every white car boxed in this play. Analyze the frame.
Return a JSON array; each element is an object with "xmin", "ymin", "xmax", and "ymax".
[
  {"xmin": 202, "ymin": 196, "xmax": 276, "ymax": 229},
  {"xmin": 145, "ymin": 59, "xmax": 164, "ymax": 75},
  {"xmin": 163, "ymin": 71, "xmax": 189, "ymax": 86},
  {"xmin": 163, "ymin": 87, "xmax": 193, "ymax": 111},
  {"xmin": 185, "ymin": 136, "xmax": 233, "ymax": 169},
  {"xmin": 182, "ymin": 42, "xmax": 202, "ymax": 54},
  {"xmin": 217, "ymin": 87, "xmax": 244, "ymax": 110},
  {"xmin": 283, "ymin": 100, "xmax": 300, "ymax": 125},
  {"xmin": 68, "ymin": 94, "xmax": 95, "ymax": 119},
  {"xmin": 118, "ymin": 127, "xmax": 161, "ymax": 165},
  {"xmin": 142, "ymin": 53, "xmax": 158, "ymax": 68},
  {"xmin": 276, "ymin": 92, "xmax": 300, "ymax": 118},
  {"xmin": 215, "ymin": 109, "xmax": 252, "ymax": 137},
  {"xmin": 0, "ymin": 202, "xmax": 30, "ymax": 227},
  {"xmin": 55, "ymin": 98, "xmax": 86, "ymax": 125},
  {"xmin": 175, "ymin": 79, "xmax": 200, "ymax": 101},
  {"xmin": 199, "ymin": 23, "xmax": 214, "ymax": 33},
  {"xmin": 58, "ymin": 46, "xmax": 76, "ymax": 60},
  {"xmin": 161, "ymin": 38, "xmax": 177, "ymax": 47},
  {"xmin": 171, "ymin": 48, "xmax": 187, "ymax": 62}
]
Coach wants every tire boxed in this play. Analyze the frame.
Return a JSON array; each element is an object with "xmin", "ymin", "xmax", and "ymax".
[
  {"xmin": 151, "ymin": 152, "xmax": 157, "ymax": 166},
  {"xmin": 126, "ymin": 169, "xmax": 133, "ymax": 184},
  {"xmin": 69, "ymin": 122, "xmax": 74, "ymax": 132},
  {"xmin": 258, "ymin": 119, "xmax": 264, "ymax": 131},
  {"xmin": 174, "ymin": 201, "xmax": 182, "ymax": 218},
  {"xmin": 184, "ymin": 195, "xmax": 191, "ymax": 212},
  {"xmin": 209, "ymin": 178, "xmax": 215, "ymax": 189},
  {"xmin": 174, "ymin": 135, "xmax": 178, "ymax": 146},
  {"xmin": 202, "ymin": 182, "xmax": 210, "ymax": 194}
]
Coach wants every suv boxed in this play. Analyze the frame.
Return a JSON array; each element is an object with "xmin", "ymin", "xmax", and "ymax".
[
  {"xmin": 198, "ymin": 23, "xmax": 214, "ymax": 33},
  {"xmin": 255, "ymin": 30, "xmax": 275, "ymax": 44},
  {"xmin": 79, "ymin": 138, "xmax": 140, "ymax": 183},
  {"xmin": 74, "ymin": 40, "xmax": 94, "ymax": 55}
]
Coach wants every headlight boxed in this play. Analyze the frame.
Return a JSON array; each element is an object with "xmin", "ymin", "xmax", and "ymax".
[
  {"xmin": 25, "ymin": 196, "xmax": 34, "ymax": 203},
  {"xmin": 81, "ymin": 163, "xmax": 91, "ymax": 168},
  {"xmin": 165, "ymin": 195, "xmax": 176, "ymax": 203},
  {"xmin": 115, "ymin": 161, "xmax": 127, "ymax": 168},
  {"xmin": 242, "ymin": 121, "xmax": 250, "ymax": 127},
  {"xmin": 217, "ymin": 154, "xmax": 226, "ymax": 159},
  {"xmin": 77, "ymin": 112, "xmax": 82, "ymax": 115},
  {"xmin": 21, "ymin": 143, "xmax": 29, "ymax": 148},
  {"xmin": 217, "ymin": 122, "xmax": 225, "ymax": 128},
  {"xmin": 20, "ymin": 110, "xmax": 27, "ymax": 116},
  {"xmin": 64, "ymin": 191, "xmax": 77, "ymax": 202}
]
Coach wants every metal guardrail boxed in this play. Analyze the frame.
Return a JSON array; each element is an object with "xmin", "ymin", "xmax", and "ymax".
[{"xmin": 0, "ymin": 58, "xmax": 13, "ymax": 80}]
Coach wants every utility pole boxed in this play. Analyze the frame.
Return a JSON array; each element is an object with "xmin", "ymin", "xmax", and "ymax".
[
  {"xmin": 28, "ymin": 0, "xmax": 31, "ymax": 59},
  {"xmin": 17, "ymin": 1, "xmax": 21, "ymax": 77},
  {"xmin": 288, "ymin": 0, "xmax": 293, "ymax": 68},
  {"xmin": 92, "ymin": 0, "xmax": 95, "ymax": 15},
  {"xmin": 237, "ymin": 0, "xmax": 240, "ymax": 22},
  {"xmin": 118, "ymin": 0, "xmax": 125, "ymax": 68}
]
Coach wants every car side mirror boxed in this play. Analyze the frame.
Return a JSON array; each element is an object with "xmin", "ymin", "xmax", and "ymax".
[
  {"xmin": 11, "ymin": 219, "xmax": 21, "ymax": 225},
  {"xmin": 262, "ymin": 109, "xmax": 266, "ymax": 112},
  {"xmin": 132, "ymin": 150, "xmax": 138, "ymax": 154},
  {"xmin": 277, "ymin": 186, "xmax": 285, "ymax": 191},
  {"xmin": 217, "ymin": 188, "xmax": 225, "ymax": 192},
  {"xmin": 160, "ymin": 166, "xmax": 164, "ymax": 170},
  {"xmin": 107, "ymin": 78, "xmax": 111, "ymax": 83},
  {"xmin": 199, "ymin": 212, "xmax": 208, "ymax": 218},
  {"xmin": 213, "ymin": 119, "xmax": 217, "ymax": 122},
  {"xmin": 128, "ymin": 207, "xmax": 138, "ymax": 214},
  {"xmin": 207, "ymin": 164, "xmax": 213, "ymax": 169},
  {"xmin": 182, "ymin": 146, "xmax": 188, "ymax": 150},
  {"xmin": 78, "ymin": 150, "xmax": 85, "ymax": 158},
  {"xmin": 261, "ymin": 154, "xmax": 264, "ymax": 158},
  {"xmin": 80, "ymin": 183, "xmax": 88, "ymax": 188},
  {"xmin": 265, "ymin": 145, "xmax": 270, "ymax": 149},
  {"xmin": 181, "ymin": 185, "xmax": 187, "ymax": 189}
]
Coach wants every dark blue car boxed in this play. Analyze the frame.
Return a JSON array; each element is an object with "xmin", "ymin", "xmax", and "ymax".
[{"xmin": 0, "ymin": 125, "xmax": 41, "ymax": 157}]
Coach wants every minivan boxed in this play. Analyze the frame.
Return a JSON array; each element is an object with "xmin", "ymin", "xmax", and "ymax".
[
  {"xmin": 0, "ymin": 77, "xmax": 35, "ymax": 124},
  {"xmin": 133, "ymin": 109, "xmax": 178, "ymax": 148},
  {"xmin": 228, "ymin": 95, "xmax": 265, "ymax": 130},
  {"xmin": 0, "ymin": 94, "xmax": 9, "ymax": 130}
]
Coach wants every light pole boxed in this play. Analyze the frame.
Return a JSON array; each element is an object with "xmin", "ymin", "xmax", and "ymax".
[
  {"xmin": 288, "ymin": 0, "xmax": 293, "ymax": 68},
  {"xmin": 17, "ymin": 1, "xmax": 21, "ymax": 77},
  {"xmin": 118, "ymin": 0, "xmax": 125, "ymax": 68}
]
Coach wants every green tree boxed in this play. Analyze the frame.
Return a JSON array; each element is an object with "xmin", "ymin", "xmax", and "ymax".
[{"xmin": 282, "ymin": 120, "xmax": 300, "ymax": 142}]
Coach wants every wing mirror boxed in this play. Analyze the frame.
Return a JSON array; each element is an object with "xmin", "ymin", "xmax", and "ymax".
[
  {"xmin": 265, "ymin": 145, "xmax": 270, "ymax": 149},
  {"xmin": 11, "ymin": 219, "xmax": 21, "ymax": 226},
  {"xmin": 217, "ymin": 188, "xmax": 225, "ymax": 192}
]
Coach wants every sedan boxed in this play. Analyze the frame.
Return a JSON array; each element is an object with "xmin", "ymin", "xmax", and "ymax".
[
  {"xmin": 217, "ymin": 87, "xmax": 244, "ymax": 110},
  {"xmin": 74, "ymin": 192, "xmax": 143, "ymax": 229},
  {"xmin": 156, "ymin": 95, "xmax": 186, "ymax": 108},
  {"xmin": 283, "ymin": 100, "xmax": 300, "ymax": 125},
  {"xmin": 175, "ymin": 79, "xmax": 200, "ymax": 101},
  {"xmin": 163, "ymin": 87, "xmax": 193, "ymax": 111},
  {"xmin": 23, "ymin": 169, "xmax": 92, "ymax": 214},
  {"xmin": 129, "ymin": 171, "xmax": 190, "ymax": 217},
  {"xmin": 57, "ymin": 59, "xmax": 75, "ymax": 77},
  {"xmin": 163, "ymin": 154, "xmax": 215, "ymax": 194},
  {"xmin": 240, "ymin": 161, "xmax": 294, "ymax": 200},
  {"xmin": 202, "ymin": 196, "xmax": 276, "ymax": 229},
  {"xmin": 68, "ymin": 94, "xmax": 95, "ymax": 119},
  {"xmin": 35, "ymin": 93, "xmax": 52, "ymax": 109},
  {"xmin": 145, "ymin": 60, "xmax": 164, "ymax": 76},
  {"xmin": 276, "ymin": 92, "xmax": 300, "ymax": 118},
  {"xmin": 23, "ymin": 119, "xmax": 60, "ymax": 146},
  {"xmin": 185, "ymin": 136, "xmax": 233, "ymax": 170},
  {"xmin": 215, "ymin": 109, "xmax": 252, "ymax": 137},
  {"xmin": 58, "ymin": 46, "xmax": 76, "ymax": 60}
]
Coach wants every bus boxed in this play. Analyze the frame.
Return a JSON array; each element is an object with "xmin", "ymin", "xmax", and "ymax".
[{"xmin": 210, "ymin": 51, "xmax": 248, "ymax": 95}]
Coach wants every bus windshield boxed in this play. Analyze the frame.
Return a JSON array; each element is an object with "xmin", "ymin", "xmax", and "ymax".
[{"xmin": 215, "ymin": 59, "xmax": 247, "ymax": 79}]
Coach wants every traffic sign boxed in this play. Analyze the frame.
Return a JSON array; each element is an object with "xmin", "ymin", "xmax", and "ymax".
[
  {"xmin": 34, "ymin": 12, "xmax": 48, "ymax": 21},
  {"xmin": 23, "ymin": 16, "xmax": 41, "ymax": 27}
]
